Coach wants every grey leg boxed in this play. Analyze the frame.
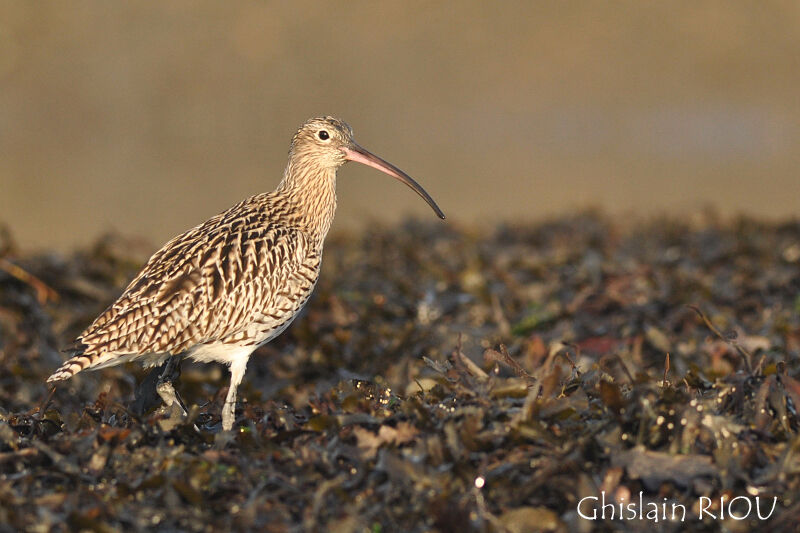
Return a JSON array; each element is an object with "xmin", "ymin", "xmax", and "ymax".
[
  {"xmin": 131, "ymin": 366, "xmax": 163, "ymax": 416},
  {"xmin": 156, "ymin": 356, "xmax": 189, "ymax": 416},
  {"xmin": 222, "ymin": 356, "xmax": 249, "ymax": 431}
]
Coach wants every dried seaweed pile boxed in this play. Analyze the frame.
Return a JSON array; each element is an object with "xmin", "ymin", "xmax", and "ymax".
[{"xmin": 1, "ymin": 214, "xmax": 800, "ymax": 532}]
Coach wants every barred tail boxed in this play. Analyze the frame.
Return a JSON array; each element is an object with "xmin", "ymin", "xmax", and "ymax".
[{"xmin": 46, "ymin": 345, "xmax": 92, "ymax": 383}]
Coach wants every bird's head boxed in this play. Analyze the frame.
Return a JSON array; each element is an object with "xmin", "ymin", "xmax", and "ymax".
[
  {"xmin": 289, "ymin": 116, "xmax": 354, "ymax": 169},
  {"xmin": 287, "ymin": 116, "xmax": 445, "ymax": 219}
]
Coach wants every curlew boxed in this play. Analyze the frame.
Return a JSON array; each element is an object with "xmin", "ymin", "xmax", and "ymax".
[{"xmin": 47, "ymin": 117, "xmax": 445, "ymax": 431}]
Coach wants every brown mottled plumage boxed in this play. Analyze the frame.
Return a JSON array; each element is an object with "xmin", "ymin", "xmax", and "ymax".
[{"xmin": 47, "ymin": 117, "xmax": 444, "ymax": 431}]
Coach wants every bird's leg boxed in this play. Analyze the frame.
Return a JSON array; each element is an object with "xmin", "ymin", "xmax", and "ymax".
[
  {"xmin": 156, "ymin": 355, "xmax": 189, "ymax": 416},
  {"xmin": 221, "ymin": 356, "xmax": 249, "ymax": 431},
  {"xmin": 131, "ymin": 364, "xmax": 165, "ymax": 416}
]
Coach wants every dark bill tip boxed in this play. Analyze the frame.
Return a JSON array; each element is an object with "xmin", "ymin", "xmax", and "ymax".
[{"xmin": 343, "ymin": 145, "xmax": 446, "ymax": 220}]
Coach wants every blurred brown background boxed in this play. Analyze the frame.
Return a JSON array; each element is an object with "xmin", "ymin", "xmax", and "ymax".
[{"xmin": 1, "ymin": 2, "xmax": 799, "ymax": 251}]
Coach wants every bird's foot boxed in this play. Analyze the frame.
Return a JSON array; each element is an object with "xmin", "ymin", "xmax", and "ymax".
[
  {"xmin": 155, "ymin": 380, "xmax": 188, "ymax": 416},
  {"xmin": 155, "ymin": 356, "xmax": 189, "ymax": 416},
  {"xmin": 132, "ymin": 356, "xmax": 198, "ymax": 433}
]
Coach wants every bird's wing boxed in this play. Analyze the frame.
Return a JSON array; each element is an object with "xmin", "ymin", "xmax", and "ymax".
[{"xmin": 50, "ymin": 199, "xmax": 318, "ymax": 379}]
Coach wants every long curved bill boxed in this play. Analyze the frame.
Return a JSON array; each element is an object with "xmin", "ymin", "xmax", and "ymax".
[{"xmin": 342, "ymin": 145, "xmax": 446, "ymax": 219}]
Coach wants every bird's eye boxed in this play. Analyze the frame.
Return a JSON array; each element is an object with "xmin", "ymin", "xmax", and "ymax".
[{"xmin": 318, "ymin": 130, "xmax": 330, "ymax": 141}]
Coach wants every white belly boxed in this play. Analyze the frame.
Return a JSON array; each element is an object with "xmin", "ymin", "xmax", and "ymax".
[
  {"xmin": 186, "ymin": 288, "xmax": 312, "ymax": 365},
  {"xmin": 184, "ymin": 343, "xmax": 257, "ymax": 366}
]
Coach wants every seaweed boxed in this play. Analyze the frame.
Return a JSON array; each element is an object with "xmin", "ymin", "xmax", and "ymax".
[{"xmin": 1, "ymin": 214, "xmax": 799, "ymax": 531}]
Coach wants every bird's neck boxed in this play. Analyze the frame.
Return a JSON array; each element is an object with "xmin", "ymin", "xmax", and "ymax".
[{"xmin": 276, "ymin": 158, "xmax": 338, "ymax": 244}]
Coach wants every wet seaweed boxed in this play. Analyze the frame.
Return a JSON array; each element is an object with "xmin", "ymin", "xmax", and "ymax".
[{"xmin": 1, "ymin": 214, "xmax": 799, "ymax": 531}]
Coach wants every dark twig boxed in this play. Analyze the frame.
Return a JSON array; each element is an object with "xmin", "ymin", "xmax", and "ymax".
[
  {"xmin": 0, "ymin": 257, "xmax": 59, "ymax": 304},
  {"xmin": 560, "ymin": 343, "xmax": 580, "ymax": 376},
  {"xmin": 688, "ymin": 305, "xmax": 753, "ymax": 374},
  {"xmin": 609, "ymin": 354, "xmax": 635, "ymax": 384},
  {"xmin": 454, "ymin": 341, "xmax": 489, "ymax": 382},
  {"xmin": 484, "ymin": 344, "xmax": 535, "ymax": 384},
  {"xmin": 37, "ymin": 386, "xmax": 57, "ymax": 421}
]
